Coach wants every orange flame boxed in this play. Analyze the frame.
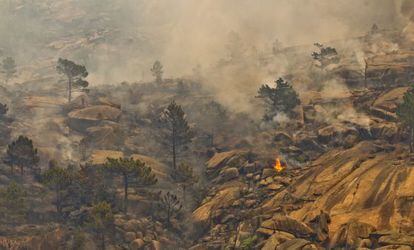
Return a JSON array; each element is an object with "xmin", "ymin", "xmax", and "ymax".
[{"xmin": 274, "ymin": 158, "xmax": 284, "ymax": 172}]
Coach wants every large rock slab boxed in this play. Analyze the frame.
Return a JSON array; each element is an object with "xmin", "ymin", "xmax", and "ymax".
[
  {"xmin": 317, "ymin": 122, "xmax": 359, "ymax": 145},
  {"xmin": 23, "ymin": 96, "xmax": 66, "ymax": 110},
  {"xmin": 206, "ymin": 150, "xmax": 244, "ymax": 176},
  {"xmin": 275, "ymin": 238, "xmax": 317, "ymax": 250},
  {"xmin": 67, "ymin": 105, "xmax": 122, "ymax": 131},
  {"xmin": 373, "ymin": 87, "xmax": 410, "ymax": 113},
  {"xmin": 288, "ymin": 141, "xmax": 414, "ymax": 238},
  {"xmin": 330, "ymin": 220, "xmax": 376, "ymax": 248},
  {"xmin": 378, "ymin": 233, "xmax": 414, "ymax": 247},
  {"xmin": 262, "ymin": 231, "xmax": 295, "ymax": 250},
  {"xmin": 370, "ymin": 87, "xmax": 410, "ymax": 121},
  {"xmin": 84, "ymin": 123, "xmax": 124, "ymax": 148},
  {"xmin": 260, "ymin": 215, "xmax": 315, "ymax": 239},
  {"xmin": 192, "ymin": 181, "xmax": 246, "ymax": 228}
]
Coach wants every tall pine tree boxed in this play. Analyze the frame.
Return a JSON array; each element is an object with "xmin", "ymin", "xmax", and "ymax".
[
  {"xmin": 160, "ymin": 101, "xmax": 193, "ymax": 170},
  {"xmin": 397, "ymin": 86, "xmax": 414, "ymax": 153},
  {"xmin": 56, "ymin": 58, "xmax": 89, "ymax": 102}
]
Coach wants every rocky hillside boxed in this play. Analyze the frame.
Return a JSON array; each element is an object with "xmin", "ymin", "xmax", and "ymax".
[{"xmin": 0, "ymin": 1, "xmax": 414, "ymax": 250}]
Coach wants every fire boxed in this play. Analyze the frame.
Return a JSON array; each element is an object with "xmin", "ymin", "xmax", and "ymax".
[{"xmin": 274, "ymin": 158, "xmax": 284, "ymax": 172}]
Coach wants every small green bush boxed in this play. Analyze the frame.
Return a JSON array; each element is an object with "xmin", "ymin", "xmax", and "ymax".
[{"xmin": 240, "ymin": 235, "xmax": 258, "ymax": 249}]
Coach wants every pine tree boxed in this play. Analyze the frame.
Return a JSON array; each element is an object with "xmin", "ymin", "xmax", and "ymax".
[
  {"xmin": 4, "ymin": 135, "xmax": 39, "ymax": 175},
  {"xmin": 88, "ymin": 201, "xmax": 114, "ymax": 250},
  {"xmin": 160, "ymin": 101, "xmax": 193, "ymax": 170},
  {"xmin": 77, "ymin": 164, "xmax": 116, "ymax": 206},
  {"xmin": 104, "ymin": 157, "xmax": 157, "ymax": 213},
  {"xmin": 257, "ymin": 78, "xmax": 301, "ymax": 121},
  {"xmin": 151, "ymin": 60, "xmax": 163, "ymax": 83},
  {"xmin": 311, "ymin": 43, "xmax": 339, "ymax": 67},
  {"xmin": 41, "ymin": 165, "xmax": 76, "ymax": 216},
  {"xmin": 159, "ymin": 192, "xmax": 182, "ymax": 225},
  {"xmin": 396, "ymin": 86, "xmax": 414, "ymax": 153},
  {"xmin": 56, "ymin": 58, "xmax": 89, "ymax": 102}
]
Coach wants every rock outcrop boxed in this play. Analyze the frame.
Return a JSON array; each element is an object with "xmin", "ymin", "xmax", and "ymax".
[
  {"xmin": 288, "ymin": 141, "xmax": 414, "ymax": 238},
  {"xmin": 67, "ymin": 105, "xmax": 122, "ymax": 132}
]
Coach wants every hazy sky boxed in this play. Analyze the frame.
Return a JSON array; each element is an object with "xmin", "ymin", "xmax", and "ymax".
[{"xmin": 0, "ymin": 0, "xmax": 406, "ymax": 83}]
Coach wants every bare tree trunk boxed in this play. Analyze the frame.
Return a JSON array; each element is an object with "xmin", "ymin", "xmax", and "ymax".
[
  {"xmin": 123, "ymin": 175, "xmax": 128, "ymax": 213},
  {"xmin": 410, "ymin": 127, "xmax": 414, "ymax": 153},
  {"xmin": 172, "ymin": 129, "xmax": 177, "ymax": 170},
  {"xmin": 167, "ymin": 207, "xmax": 171, "ymax": 224},
  {"xmin": 182, "ymin": 185, "xmax": 186, "ymax": 205},
  {"xmin": 101, "ymin": 233, "xmax": 106, "ymax": 250},
  {"xmin": 364, "ymin": 59, "xmax": 368, "ymax": 89},
  {"xmin": 56, "ymin": 188, "xmax": 61, "ymax": 216},
  {"xmin": 68, "ymin": 77, "xmax": 72, "ymax": 102}
]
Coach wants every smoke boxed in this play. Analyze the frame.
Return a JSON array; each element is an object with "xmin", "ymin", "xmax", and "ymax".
[
  {"xmin": 0, "ymin": 1, "xmax": 404, "ymax": 77},
  {"xmin": 320, "ymin": 79, "xmax": 351, "ymax": 100},
  {"xmin": 0, "ymin": 0, "xmax": 407, "ymax": 116}
]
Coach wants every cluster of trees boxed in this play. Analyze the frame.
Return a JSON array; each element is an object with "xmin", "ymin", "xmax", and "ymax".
[
  {"xmin": 38, "ymin": 157, "xmax": 159, "ymax": 218},
  {"xmin": 0, "ymin": 73, "xmax": 204, "ymax": 244},
  {"xmin": 0, "ymin": 138, "xmax": 184, "ymax": 248},
  {"xmin": 257, "ymin": 77, "xmax": 301, "ymax": 122},
  {"xmin": 0, "ymin": 181, "xmax": 28, "ymax": 225}
]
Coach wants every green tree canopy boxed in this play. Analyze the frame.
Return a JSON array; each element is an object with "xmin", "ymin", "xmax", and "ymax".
[
  {"xmin": 311, "ymin": 43, "xmax": 339, "ymax": 67},
  {"xmin": 77, "ymin": 164, "xmax": 116, "ymax": 207},
  {"xmin": 160, "ymin": 101, "xmax": 194, "ymax": 170},
  {"xmin": 88, "ymin": 201, "xmax": 114, "ymax": 250},
  {"xmin": 0, "ymin": 181, "xmax": 27, "ymax": 225},
  {"xmin": 56, "ymin": 58, "xmax": 89, "ymax": 102},
  {"xmin": 104, "ymin": 157, "xmax": 157, "ymax": 212},
  {"xmin": 257, "ymin": 77, "xmax": 301, "ymax": 121},
  {"xmin": 4, "ymin": 135, "xmax": 39, "ymax": 175},
  {"xmin": 41, "ymin": 165, "xmax": 77, "ymax": 216}
]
